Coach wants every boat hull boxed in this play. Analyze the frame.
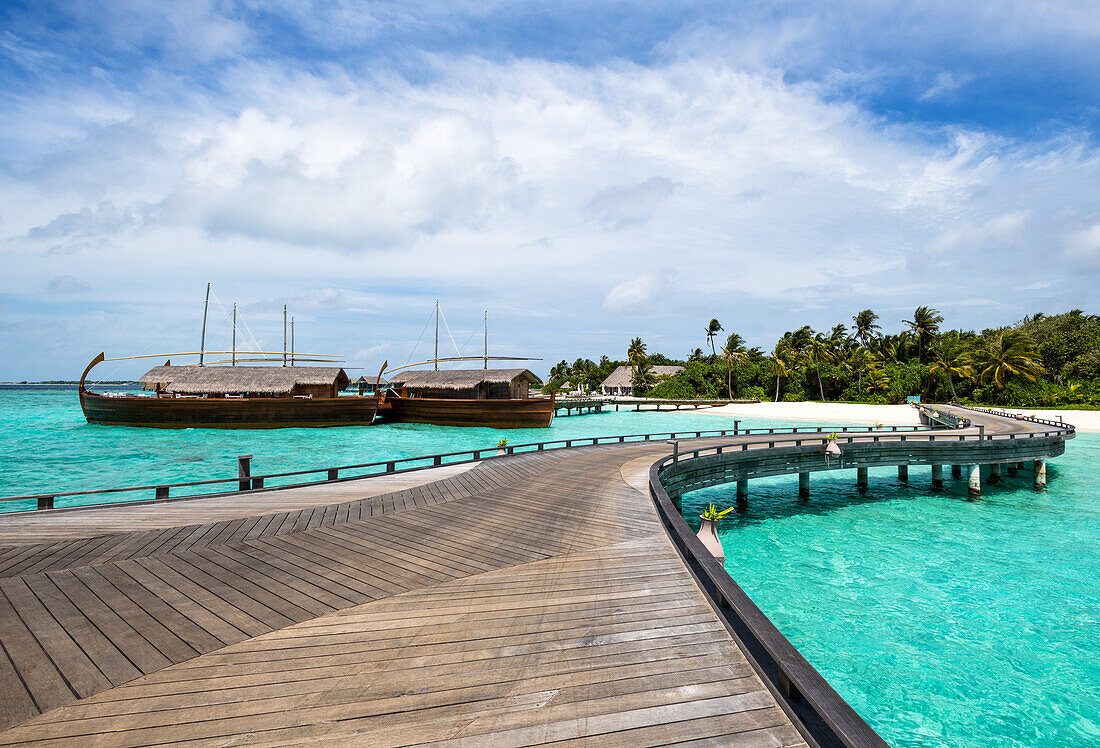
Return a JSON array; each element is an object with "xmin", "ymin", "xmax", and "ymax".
[
  {"xmin": 380, "ymin": 396, "xmax": 554, "ymax": 428},
  {"xmin": 79, "ymin": 391, "xmax": 381, "ymax": 429}
]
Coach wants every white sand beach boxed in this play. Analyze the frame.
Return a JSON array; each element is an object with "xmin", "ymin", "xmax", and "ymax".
[{"xmin": 689, "ymin": 401, "xmax": 1100, "ymax": 433}]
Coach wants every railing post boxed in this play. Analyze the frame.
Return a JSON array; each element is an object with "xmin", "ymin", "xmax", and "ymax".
[
  {"xmin": 238, "ymin": 454, "xmax": 252, "ymax": 491},
  {"xmin": 155, "ymin": 486, "xmax": 169, "ymax": 500},
  {"xmin": 386, "ymin": 461, "xmax": 396, "ymax": 473},
  {"xmin": 251, "ymin": 477, "xmax": 264, "ymax": 490},
  {"xmin": 328, "ymin": 468, "xmax": 339, "ymax": 481},
  {"xmin": 979, "ymin": 425, "xmax": 986, "ymax": 441},
  {"xmin": 433, "ymin": 455, "xmax": 442, "ymax": 466},
  {"xmin": 668, "ymin": 440, "xmax": 679, "ymax": 464},
  {"xmin": 37, "ymin": 496, "xmax": 54, "ymax": 511}
]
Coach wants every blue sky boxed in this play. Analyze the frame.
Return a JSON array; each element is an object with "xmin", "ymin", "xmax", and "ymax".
[{"xmin": 1, "ymin": 0, "xmax": 1098, "ymax": 380}]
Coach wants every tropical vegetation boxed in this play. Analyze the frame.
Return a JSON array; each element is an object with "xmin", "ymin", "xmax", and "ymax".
[{"xmin": 543, "ymin": 309, "xmax": 1100, "ymax": 408}]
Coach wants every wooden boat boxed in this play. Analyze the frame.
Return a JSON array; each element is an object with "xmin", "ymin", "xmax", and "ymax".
[
  {"xmin": 381, "ymin": 369, "xmax": 554, "ymax": 428},
  {"xmin": 375, "ymin": 302, "xmax": 552, "ymax": 428},
  {"xmin": 79, "ymin": 353, "xmax": 385, "ymax": 429}
]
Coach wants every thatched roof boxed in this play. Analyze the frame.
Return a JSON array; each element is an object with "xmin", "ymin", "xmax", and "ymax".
[
  {"xmin": 388, "ymin": 368, "xmax": 542, "ymax": 391},
  {"xmin": 140, "ymin": 365, "xmax": 349, "ymax": 395},
  {"xmin": 355, "ymin": 375, "xmax": 388, "ymax": 386},
  {"xmin": 600, "ymin": 365, "xmax": 683, "ymax": 389}
]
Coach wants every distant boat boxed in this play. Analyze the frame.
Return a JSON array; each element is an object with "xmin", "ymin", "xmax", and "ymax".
[
  {"xmin": 78, "ymin": 284, "xmax": 384, "ymax": 429},
  {"xmin": 381, "ymin": 369, "xmax": 553, "ymax": 428},
  {"xmin": 377, "ymin": 302, "xmax": 552, "ymax": 428}
]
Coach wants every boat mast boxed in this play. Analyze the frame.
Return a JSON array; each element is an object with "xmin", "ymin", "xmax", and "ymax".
[
  {"xmin": 283, "ymin": 305, "xmax": 287, "ymax": 367},
  {"xmin": 199, "ymin": 282, "xmax": 210, "ymax": 366},
  {"xmin": 232, "ymin": 303, "xmax": 237, "ymax": 366},
  {"xmin": 291, "ymin": 317, "xmax": 295, "ymax": 366},
  {"xmin": 434, "ymin": 299, "xmax": 439, "ymax": 371},
  {"xmin": 484, "ymin": 311, "xmax": 488, "ymax": 370}
]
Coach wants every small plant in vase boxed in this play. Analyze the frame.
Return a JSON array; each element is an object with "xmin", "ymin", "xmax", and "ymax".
[
  {"xmin": 697, "ymin": 503, "xmax": 733, "ymax": 562},
  {"xmin": 496, "ymin": 439, "xmax": 508, "ymax": 456}
]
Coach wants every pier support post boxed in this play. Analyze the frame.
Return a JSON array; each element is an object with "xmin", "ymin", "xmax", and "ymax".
[
  {"xmin": 736, "ymin": 479, "xmax": 748, "ymax": 508},
  {"xmin": 989, "ymin": 463, "xmax": 1002, "ymax": 484},
  {"xmin": 931, "ymin": 464, "xmax": 943, "ymax": 489},
  {"xmin": 968, "ymin": 465, "xmax": 981, "ymax": 500},
  {"xmin": 856, "ymin": 467, "xmax": 868, "ymax": 489},
  {"xmin": 1033, "ymin": 460, "xmax": 1047, "ymax": 489},
  {"xmin": 798, "ymin": 472, "xmax": 809, "ymax": 499},
  {"xmin": 897, "ymin": 465, "xmax": 908, "ymax": 483},
  {"xmin": 1007, "ymin": 464, "xmax": 1018, "ymax": 477},
  {"xmin": 238, "ymin": 455, "xmax": 252, "ymax": 492},
  {"xmin": 951, "ymin": 465, "xmax": 962, "ymax": 479}
]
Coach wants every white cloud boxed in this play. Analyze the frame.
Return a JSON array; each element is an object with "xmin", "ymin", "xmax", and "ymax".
[
  {"xmin": 602, "ymin": 274, "xmax": 662, "ymax": 313},
  {"xmin": 1, "ymin": 44, "xmax": 1099, "ymax": 377},
  {"xmin": 1063, "ymin": 222, "xmax": 1100, "ymax": 266},
  {"xmin": 927, "ymin": 209, "xmax": 1033, "ymax": 257},
  {"xmin": 919, "ymin": 71, "xmax": 973, "ymax": 101}
]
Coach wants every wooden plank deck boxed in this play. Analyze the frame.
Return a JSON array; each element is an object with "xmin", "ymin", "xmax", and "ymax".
[{"xmin": 0, "ymin": 439, "xmax": 809, "ymax": 746}]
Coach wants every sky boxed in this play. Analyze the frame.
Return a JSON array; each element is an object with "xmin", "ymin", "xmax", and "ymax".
[{"xmin": 1, "ymin": 0, "xmax": 1098, "ymax": 380}]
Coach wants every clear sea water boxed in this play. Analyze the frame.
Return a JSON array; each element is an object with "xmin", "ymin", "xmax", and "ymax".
[
  {"xmin": 2, "ymin": 387, "xmax": 1096, "ymax": 746},
  {"xmin": 684, "ymin": 435, "xmax": 1100, "ymax": 748}
]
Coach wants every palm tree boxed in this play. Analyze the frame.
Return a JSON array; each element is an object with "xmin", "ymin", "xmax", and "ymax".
[
  {"xmin": 705, "ymin": 319, "xmax": 723, "ymax": 357},
  {"xmin": 902, "ymin": 306, "xmax": 944, "ymax": 363},
  {"xmin": 631, "ymin": 359, "xmax": 656, "ymax": 394},
  {"xmin": 807, "ymin": 333, "xmax": 836, "ymax": 401},
  {"xmin": 721, "ymin": 333, "xmax": 747, "ymax": 398},
  {"xmin": 688, "ymin": 347, "xmax": 705, "ymax": 363},
  {"xmin": 627, "ymin": 337, "xmax": 648, "ymax": 395},
  {"xmin": 968, "ymin": 329, "xmax": 1044, "ymax": 390},
  {"xmin": 851, "ymin": 309, "xmax": 881, "ymax": 347},
  {"xmin": 769, "ymin": 344, "xmax": 792, "ymax": 402},
  {"xmin": 928, "ymin": 338, "xmax": 974, "ymax": 402},
  {"xmin": 866, "ymin": 367, "xmax": 891, "ymax": 394},
  {"xmin": 848, "ymin": 347, "xmax": 875, "ymax": 397}
]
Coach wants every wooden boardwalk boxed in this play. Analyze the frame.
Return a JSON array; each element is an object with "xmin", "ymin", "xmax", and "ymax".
[
  {"xmin": 0, "ymin": 406, "xmax": 1071, "ymax": 746},
  {"xmin": 0, "ymin": 439, "xmax": 808, "ymax": 746}
]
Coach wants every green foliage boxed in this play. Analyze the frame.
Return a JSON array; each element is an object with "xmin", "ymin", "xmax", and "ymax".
[
  {"xmin": 554, "ymin": 307, "xmax": 1098, "ymax": 408},
  {"xmin": 702, "ymin": 503, "xmax": 735, "ymax": 521},
  {"xmin": 742, "ymin": 386, "xmax": 767, "ymax": 401}
]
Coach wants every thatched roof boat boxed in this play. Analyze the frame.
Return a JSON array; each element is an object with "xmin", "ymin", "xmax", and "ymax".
[
  {"xmin": 79, "ymin": 353, "xmax": 382, "ymax": 429},
  {"xmin": 140, "ymin": 366, "xmax": 350, "ymax": 397},
  {"xmin": 382, "ymin": 368, "xmax": 552, "ymax": 428}
]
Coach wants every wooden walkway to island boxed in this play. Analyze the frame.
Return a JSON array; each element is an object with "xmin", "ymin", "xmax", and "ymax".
[{"xmin": 0, "ymin": 406, "xmax": 1073, "ymax": 746}]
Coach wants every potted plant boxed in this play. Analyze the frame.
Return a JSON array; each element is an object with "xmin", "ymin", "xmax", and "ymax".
[
  {"xmin": 697, "ymin": 503, "xmax": 734, "ymax": 563},
  {"xmin": 496, "ymin": 438, "xmax": 508, "ymax": 456}
]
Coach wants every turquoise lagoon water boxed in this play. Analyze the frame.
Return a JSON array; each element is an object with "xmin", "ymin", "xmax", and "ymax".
[
  {"xmin": 683, "ymin": 435, "xmax": 1100, "ymax": 748},
  {"xmin": 3, "ymin": 387, "xmax": 1097, "ymax": 746}
]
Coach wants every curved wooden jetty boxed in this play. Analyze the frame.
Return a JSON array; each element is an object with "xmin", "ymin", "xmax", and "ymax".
[{"xmin": 0, "ymin": 406, "xmax": 1073, "ymax": 746}]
